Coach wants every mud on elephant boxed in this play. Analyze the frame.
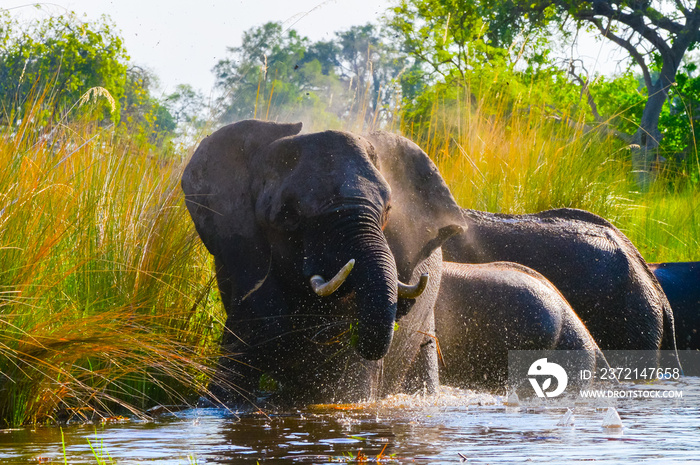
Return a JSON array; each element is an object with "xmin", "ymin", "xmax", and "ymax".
[{"xmin": 181, "ymin": 120, "xmax": 464, "ymax": 406}]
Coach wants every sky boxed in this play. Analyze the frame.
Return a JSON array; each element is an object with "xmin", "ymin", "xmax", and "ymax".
[
  {"xmin": 3, "ymin": 0, "xmax": 394, "ymax": 96},
  {"xmin": 3, "ymin": 0, "xmax": 626, "ymax": 97}
]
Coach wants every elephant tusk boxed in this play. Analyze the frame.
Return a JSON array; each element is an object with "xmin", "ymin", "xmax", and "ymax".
[
  {"xmin": 310, "ymin": 259, "xmax": 355, "ymax": 297},
  {"xmin": 398, "ymin": 273, "xmax": 429, "ymax": 299}
]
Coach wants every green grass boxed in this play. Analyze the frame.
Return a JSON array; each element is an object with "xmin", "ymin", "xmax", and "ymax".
[
  {"xmin": 619, "ymin": 185, "xmax": 700, "ymax": 262},
  {"xmin": 0, "ymin": 92, "xmax": 223, "ymax": 427}
]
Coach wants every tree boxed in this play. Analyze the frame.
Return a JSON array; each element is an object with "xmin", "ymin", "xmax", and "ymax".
[
  {"xmin": 659, "ymin": 61, "xmax": 700, "ymax": 169},
  {"xmin": 121, "ymin": 66, "xmax": 177, "ymax": 146},
  {"xmin": 212, "ymin": 22, "xmax": 409, "ymax": 128},
  {"xmin": 0, "ymin": 11, "xmax": 128, "ymax": 125},
  {"xmin": 389, "ymin": 0, "xmax": 551, "ymax": 84},
  {"xmin": 334, "ymin": 24, "xmax": 408, "ymax": 117},
  {"xmin": 212, "ymin": 22, "xmax": 315, "ymax": 122},
  {"xmin": 498, "ymin": 0, "xmax": 700, "ymax": 186},
  {"xmin": 164, "ymin": 84, "xmax": 206, "ymax": 125},
  {"xmin": 388, "ymin": 0, "xmax": 564, "ymax": 130}
]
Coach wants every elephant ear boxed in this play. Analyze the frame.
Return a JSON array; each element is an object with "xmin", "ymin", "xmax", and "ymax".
[
  {"xmin": 181, "ymin": 119, "xmax": 302, "ymax": 263},
  {"xmin": 364, "ymin": 132, "xmax": 466, "ymax": 282}
]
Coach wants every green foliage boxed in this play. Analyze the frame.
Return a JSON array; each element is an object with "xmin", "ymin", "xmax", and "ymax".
[
  {"xmin": 389, "ymin": 0, "xmax": 582, "ymax": 134},
  {"xmin": 213, "ymin": 22, "xmax": 311, "ymax": 122},
  {"xmin": 334, "ymin": 24, "xmax": 408, "ymax": 113},
  {"xmin": 0, "ymin": 10, "xmax": 183, "ymax": 149},
  {"xmin": 391, "ymin": 0, "xmax": 700, "ymax": 188},
  {"xmin": 212, "ymin": 21, "xmax": 407, "ymax": 130},
  {"xmin": 121, "ymin": 66, "xmax": 177, "ymax": 147},
  {"xmin": 389, "ymin": 0, "xmax": 552, "ymax": 81},
  {"xmin": 390, "ymin": 0, "xmax": 488, "ymax": 79},
  {"xmin": 0, "ymin": 11, "xmax": 128, "ymax": 124},
  {"xmin": 660, "ymin": 65, "xmax": 700, "ymax": 171},
  {"xmin": 589, "ymin": 73, "xmax": 647, "ymax": 133},
  {"xmin": 165, "ymin": 83, "xmax": 206, "ymax": 126}
]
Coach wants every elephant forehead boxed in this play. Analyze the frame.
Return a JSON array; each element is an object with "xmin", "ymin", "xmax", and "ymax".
[
  {"xmin": 280, "ymin": 132, "xmax": 391, "ymax": 202},
  {"xmin": 287, "ymin": 155, "xmax": 390, "ymax": 210}
]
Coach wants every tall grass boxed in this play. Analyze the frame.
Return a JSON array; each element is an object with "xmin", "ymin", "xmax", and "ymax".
[
  {"xmin": 620, "ymin": 184, "xmax": 700, "ymax": 262},
  {"xmin": 399, "ymin": 87, "xmax": 700, "ymax": 263},
  {"xmin": 0, "ymin": 92, "xmax": 223, "ymax": 427}
]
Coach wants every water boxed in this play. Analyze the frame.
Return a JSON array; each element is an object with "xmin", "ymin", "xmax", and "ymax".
[{"xmin": 2, "ymin": 379, "xmax": 700, "ymax": 464}]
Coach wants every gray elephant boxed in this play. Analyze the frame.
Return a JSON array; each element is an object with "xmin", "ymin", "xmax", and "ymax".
[
  {"xmin": 442, "ymin": 208, "xmax": 678, "ymax": 361},
  {"xmin": 435, "ymin": 261, "xmax": 606, "ymax": 390},
  {"xmin": 181, "ymin": 120, "xmax": 464, "ymax": 406},
  {"xmin": 648, "ymin": 262, "xmax": 699, "ymax": 352}
]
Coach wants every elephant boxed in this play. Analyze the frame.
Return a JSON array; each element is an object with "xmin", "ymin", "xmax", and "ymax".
[
  {"xmin": 434, "ymin": 261, "xmax": 607, "ymax": 390},
  {"xmin": 181, "ymin": 120, "xmax": 465, "ymax": 406},
  {"xmin": 442, "ymin": 208, "xmax": 679, "ymax": 361},
  {"xmin": 648, "ymin": 262, "xmax": 700, "ymax": 352}
]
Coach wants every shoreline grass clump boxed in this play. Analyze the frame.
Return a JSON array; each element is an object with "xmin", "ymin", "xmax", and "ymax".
[{"xmin": 0, "ymin": 96, "xmax": 223, "ymax": 427}]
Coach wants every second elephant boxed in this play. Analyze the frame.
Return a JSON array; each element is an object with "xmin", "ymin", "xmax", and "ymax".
[
  {"xmin": 435, "ymin": 261, "xmax": 605, "ymax": 390},
  {"xmin": 648, "ymin": 262, "xmax": 700, "ymax": 351},
  {"xmin": 442, "ymin": 208, "xmax": 678, "ymax": 360}
]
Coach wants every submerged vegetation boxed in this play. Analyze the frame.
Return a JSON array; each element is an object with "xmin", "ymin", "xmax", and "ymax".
[{"xmin": 1, "ymin": 2, "xmax": 699, "ymax": 427}]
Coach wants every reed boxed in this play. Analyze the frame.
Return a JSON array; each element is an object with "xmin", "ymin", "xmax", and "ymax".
[
  {"xmin": 0, "ymin": 91, "xmax": 223, "ymax": 426},
  {"xmin": 620, "ymin": 181, "xmax": 700, "ymax": 262}
]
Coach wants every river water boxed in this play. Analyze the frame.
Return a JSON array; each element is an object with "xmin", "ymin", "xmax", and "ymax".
[{"xmin": 2, "ymin": 377, "xmax": 700, "ymax": 464}]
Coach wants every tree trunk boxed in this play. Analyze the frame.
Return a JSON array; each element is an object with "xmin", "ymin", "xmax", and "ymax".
[
  {"xmin": 632, "ymin": 58, "xmax": 681, "ymax": 189},
  {"xmin": 632, "ymin": 84, "xmax": 665, "ymax": 189}
]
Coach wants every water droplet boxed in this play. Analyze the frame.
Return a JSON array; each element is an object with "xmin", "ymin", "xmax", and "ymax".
[
  {"xmin": 602, "ymin": 407, "xmax": 623, "ymax": 428},
  {"xmin": 556, "ymin": 408, "xmax": 575, "ymax": 426}
]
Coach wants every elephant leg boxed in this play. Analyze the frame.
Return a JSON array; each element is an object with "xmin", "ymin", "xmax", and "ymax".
[
  {"xmin": 379, "ymin": 249, "xmax": 443, "ymax": 397},
  {"xmin": 209, "ymin": 256, "xmax": 293, "ymax": 407},
  {"xmin": 401, "ymin": 335, "xmax": 439, "ymax": 394}
]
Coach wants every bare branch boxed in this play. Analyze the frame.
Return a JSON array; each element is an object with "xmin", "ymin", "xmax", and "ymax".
[
  {"xmin": 642, "ymin": 6, "xmax": 685, "ymax": 35},
  {"xmin": 674, "ymin": 3, "xmax": 700, "ymax": 51},
  {"xmin": 576, "ymin": 1, "xmax": 672, "ymax": 56},
  {"xmin": 567, "ymin": 60, "xmax": 603, "ymax": 123},
  {"xmin": 673, "ymin": 0, "xmax": 691, "ymax": 18},
  {"xmin": 591, "ymin": 17, "xmax": 653, "ymax": 91}
]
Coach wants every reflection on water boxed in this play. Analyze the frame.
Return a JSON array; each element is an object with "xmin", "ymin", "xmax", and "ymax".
[{"xmin": 2, "ymin": 378, "xmax": 700, "ymax": 464}]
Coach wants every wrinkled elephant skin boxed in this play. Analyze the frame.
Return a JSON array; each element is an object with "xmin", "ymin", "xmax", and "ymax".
[{"xmin": 181, "ymin": 120, "xmax": 465, "ymax": 406}]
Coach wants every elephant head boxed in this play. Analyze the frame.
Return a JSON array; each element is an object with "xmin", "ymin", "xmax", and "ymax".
[{"xmin": 182, "ymin": 120, "xmax": 464, "ymax": 368}]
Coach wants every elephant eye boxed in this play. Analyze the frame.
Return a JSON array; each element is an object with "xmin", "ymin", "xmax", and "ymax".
[{"xmin": 277, "ymin": 199, "xmax": 301, "ymax": 230}]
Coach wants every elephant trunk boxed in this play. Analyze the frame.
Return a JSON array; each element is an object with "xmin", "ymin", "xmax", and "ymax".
[
  {"xmin": 304, "ymin": 209, "xmax": 398, "ymax": 361},
  {"xmin": 351, "ymin": 236, "xmax": 399, "ymax": 360}
]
